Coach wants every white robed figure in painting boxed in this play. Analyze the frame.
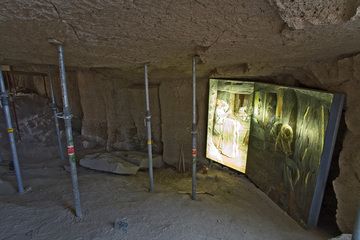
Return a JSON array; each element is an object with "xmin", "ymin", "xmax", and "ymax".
[
  {"xmin": 207, "ymin": 99, "xmax": 230, "ymax": 163},
  {"xmin": 213, "ymin": 100, "xmax": 229, "ymax": 136},
  {"xmin": 220, "ymin": 117, "xmax": 243, "ymax": 158}
]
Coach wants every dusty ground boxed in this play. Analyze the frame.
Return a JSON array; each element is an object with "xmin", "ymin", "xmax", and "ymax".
[{"xmin": 0, "ymin": 151, "xmax": 329, "ymax": 240}]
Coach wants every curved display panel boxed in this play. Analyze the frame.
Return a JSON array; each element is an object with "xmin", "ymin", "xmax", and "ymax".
[{"xmin": 206, "ymin": 79, "xmax": 344, "ymax": 227}]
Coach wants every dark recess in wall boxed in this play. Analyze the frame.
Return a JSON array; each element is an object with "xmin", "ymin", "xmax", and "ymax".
[{"xmin": 317, "ymin": 111, "xmax": 346, "ymax": 236}]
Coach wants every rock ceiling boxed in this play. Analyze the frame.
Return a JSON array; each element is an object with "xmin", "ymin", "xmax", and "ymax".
[{"xmin": 0, "ymin": 0, "xmax": 360, "ymax": 72}]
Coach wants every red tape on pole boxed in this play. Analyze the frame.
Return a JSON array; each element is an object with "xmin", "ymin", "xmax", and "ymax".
[
  {"xmin": 67, "ymin": 145, "xmax": 75, "ymax": 155},
  {"xmin": 192, "ymin": 149, "xmax": 197, "ymax": 157}
]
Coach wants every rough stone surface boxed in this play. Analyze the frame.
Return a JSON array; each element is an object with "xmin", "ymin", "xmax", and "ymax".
[
  {"xmin": 14, "ymin": 55, "xmax": 360, "ymax": 233},
  {"xmin": 1, "ymin": 0, "xmax": 360, "ymax": 71},
  {"xmin": 16, "ymin": 68, "xmax": 83, "ymax": 131},
  {"xmin": 0, "ymin": 179, "xmax": 16, "ymax": 195},
  {"xmin": 159, "ymin": 76, "xmax": 208, "ymax": 167},
  {"xmin": 77, "ymin": 69, "xmax": 162, "ymax": 153},
  {"xmin": 114, "ymin": 151, "xmax": 164, "ymax": 169},
  {"xmin": 80, "ymin": 152, "xmax": 140, "ymax": 175},
  {"xmin": 329, "ymin": 234, "xmax": 352, "ymax": 240},
  {"xmin": 268, "ymin": 0, "xmax": 359, "ymax": 29},
  {"xmin": 333, "ymin": 132, "xmax": 360, "ymax": 233},
  {"xmin": 2, "ymin": 0, "xmax": 360, "ymax": 235},
  {"xmin": 0, "ymin": 159, "xmax": 328, "ymax": 240}
]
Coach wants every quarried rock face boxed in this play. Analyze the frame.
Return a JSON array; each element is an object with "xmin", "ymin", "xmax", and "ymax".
[
  {"xmin": 11, "ymin": 54, "xmax": 360, "ymax": 233},
  {"xmin": 330, "ymin": 234, "xmax": 352, "ymax": 240},
  {"xmin": 77, "ymin": 69, "xmax": 162, "ymax": 153},
  {"xmin": 268, "ymin": 0, "xmax": 359, "ymax": 29},
  {"xmin": 3, "ymin": 0, "xmax": 360, "ymax": 234},
  {"xmin": 333, "ymin": 132, "xmax": 360, "ymax": 233},
  {"xmin": 76, "ymin": 68, "xmax": 210, "ymax": 167},
  {"xmin": 159, "ymin": 77, "xmax": 208, "ymax": 167}
]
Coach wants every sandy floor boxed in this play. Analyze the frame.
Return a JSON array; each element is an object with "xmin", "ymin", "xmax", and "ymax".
[{"xmin": 0, "ymin": 151, "xmax": 329, "ymax": 240}]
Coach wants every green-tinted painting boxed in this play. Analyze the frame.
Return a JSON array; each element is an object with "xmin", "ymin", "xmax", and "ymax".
[
  {"xmin": 206, "ymin": 80, "xmax": 254, "ymax": 173},
  {"xmin": 246, "ymin": 83, "xmax": 333, "ymax": 225},
  {"xmin": 206, "ymin": 79, "xmax": 339, "ymax": 226}
]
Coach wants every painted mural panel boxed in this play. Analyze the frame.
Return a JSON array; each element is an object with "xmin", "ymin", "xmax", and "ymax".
[
  {"xmin": 206, "ymin": 79, "xmax": 254, "ymax": 173},
  {"xmin": 246, "ymin": 83, "xmax": 333, "ymax": 225}
]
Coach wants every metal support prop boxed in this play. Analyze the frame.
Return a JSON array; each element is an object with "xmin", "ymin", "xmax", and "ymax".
[
  {"xmin": 191, "ymin": 56, "xmax": 197, "ymax": 200},
  {"xmin": 53, "ymin": 41, "xmax": 82, "ymax": 218},
  {"xmin": 43, "ymin": 75, "xmax": 48, "ymax": 98},
  {"xmin": 0, "ymin": 70, "xmax": 24, "ymax": 193},
  {"xmin": 353, "ymin": 207, "xmax": 360, "ymax": 240},
  {"xmin": 5, "ymin": 71, "xmax": 21, "ymax": 140},
  {"xmin": 144, "ymin": 64, "xmax": 154, "ymax": 192},
  {"xmin": 48, "ymin": 67, "xmax": 65, "ymax": 161}
]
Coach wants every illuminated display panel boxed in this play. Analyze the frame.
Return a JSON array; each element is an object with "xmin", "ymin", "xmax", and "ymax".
[
  {"xmin": 246, "ymin": 83, "xmax": 334, "ymax": 226},
  {"xmin": 206, "ymin": 79, "xmax": 344, "ymax": 227},
  {"xmin": 206, "ymin": 79, "xmax": 254, "ymax": 173}
]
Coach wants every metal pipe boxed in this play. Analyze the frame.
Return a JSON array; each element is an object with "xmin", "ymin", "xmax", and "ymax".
[
  {"xmin": 48, "ymin": 67, "xmax": 65, "ymax": 161},
  {"xmin": 191, "ymin": 56, "xmax": 197, "ymax": 200},
  {"xmin": 53, "ymin": 41, "xmax": 82, "ymax": 218},
  {"xmin": 353, "ymin": 207, "xmax": 360, "ymax": 240},
  {"xmin": 43, "ymin": 75, "xmax": 48, "ymax": 98},
  {"xmin": 144, "ymin": 64, "xmax": 154, "ymax": 192},
  {"xmin": 3, "ymin": 72, "xmax": 14, "ymax": 170},
  {"xmin": 5, "ymin": 71, "xmax": 21, "ymax": 140},
  {"xmin": 9, "ymin": 70, "xmax": 18, "ymax": 93},
  {"xmin": 0, "ymin": 70, "xmax": 24, "ymax": 193}
]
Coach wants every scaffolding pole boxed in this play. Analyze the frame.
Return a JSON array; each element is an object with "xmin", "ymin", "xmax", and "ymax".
[
  {"xmin": 43, "ymin": 75, "xmax": 48, "ymax": 98},
  {"xmin": 48, "ymin": 67, "xmax": 65, "ymax": 161},
  {"xmin": 144, "ymin": 64, "xmax": 154, "ymax": 192},
  {"xmin": 191, "ymin": 56, "xmax": 197, "ymax": 200},
  {"xmin": 0, "ymin": 70, "xmax": 24, "ymax": 193},
  {"xmin": 5, "ymin": 71, "xmax": 21, "ymax": 140},
  {"xmin": 50, "ymin": 39, "xmax": 82, "ymax": 218}
]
